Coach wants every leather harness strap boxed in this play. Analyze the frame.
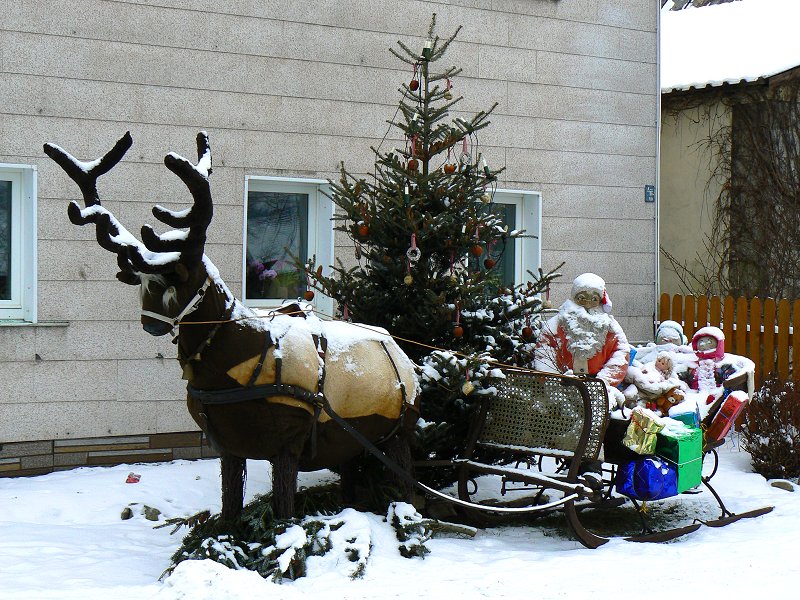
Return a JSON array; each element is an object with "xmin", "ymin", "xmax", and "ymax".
[{"xmin": 187, "ymin": 332, "xmax": 413, "ymax": 460}]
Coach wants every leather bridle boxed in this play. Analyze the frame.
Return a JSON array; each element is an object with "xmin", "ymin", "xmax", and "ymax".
[{"xmin": 140, "ymin": 277, "xmax": 213, "ymax": 337}]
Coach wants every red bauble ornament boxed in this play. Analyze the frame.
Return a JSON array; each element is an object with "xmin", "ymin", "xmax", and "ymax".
[
  {"xmin": 409, "ymin": 79, "xmax": 419, "ymax": 91},
  {"xmin": 522, "ymin": 326, "xmax": 534, "ymax": 340},
  {"xmin": 408, "ymin": 158, "xmax": 418, "ymax": 171},
  {"xmin": 470, "ymin": 244, "xmax": 484, "ymax": 257},
  {"xmin": 443, "ymin": 163, "xmax": 456, "ymax": 174},
  {"xmin": 483, "ymin": 258, "xmax": 496, "ymax": 269},
  {"xmin": 358, "ymin": 224, "xmax": 369, "ymax": 237},
  {"xmin": 303, "ymin": 290, "xmax": 315, "ymax": 301},
  {"xmin": 453, "ymin": 325, "xmax": 464, "ymax": 338}
]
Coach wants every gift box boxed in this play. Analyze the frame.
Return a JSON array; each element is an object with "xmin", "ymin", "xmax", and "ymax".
[
  {"xmin": 671, "ymin": 409, "xmax": 700, "ymax": 429},
  {"xmin": 655, "ymin": 425, "xmax": 702, "ymax": 493},
  {"xmin": 705, "ymin": 390, "xmax": 748, "ymax": 446},
  {"xmin": 622, "ymin": 407, "xmax": 665, "ymax": 455},
  {"xmin": 615, "ymin": 457, "xmax": 678, "ymax": 500}
]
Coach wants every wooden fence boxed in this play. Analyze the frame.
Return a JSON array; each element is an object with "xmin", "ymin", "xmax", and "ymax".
[{"xmin": 659, "ymin": 294, "xmax": 799, "ymax": 387}]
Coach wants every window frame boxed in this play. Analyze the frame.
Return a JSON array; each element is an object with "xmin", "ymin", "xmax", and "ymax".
[
  {"xmin": 0, "ymin": 163, "xmax": 37, "ymax": 322},
  {"xmin": 489, "ymin": 187, "xmax": 542, "ymax": 287},
  {"xmin": 242, "ymin": 176, "xmax": 334, "ymax": 316}
]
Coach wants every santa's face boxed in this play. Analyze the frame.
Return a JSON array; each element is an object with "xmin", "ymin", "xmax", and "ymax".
[
  {"xmin": 696, "ymin": 336, "xmax": 718, "ymax": 352},
  {"xmin": 574, "ymin": 290, "xmax": 601, "ymax": 310}
]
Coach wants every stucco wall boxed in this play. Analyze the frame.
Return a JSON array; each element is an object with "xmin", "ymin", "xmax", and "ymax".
[
  {"xmin": 659, "ymin": 99, "xmax": 731, "ymax": 296},
  {"xmin": 0, "ymin": 0, "xmax": 657, "ymax": 444}
]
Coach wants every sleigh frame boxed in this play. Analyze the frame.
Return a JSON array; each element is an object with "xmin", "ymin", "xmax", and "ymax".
[{"xmin": 450, "ymin": 368, "xmax": 773, "ymax": 548}]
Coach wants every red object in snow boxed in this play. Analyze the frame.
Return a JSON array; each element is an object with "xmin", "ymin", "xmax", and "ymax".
[
  {"xmin": 126, "ymin": 472, "xmax": 141, "ymax": 484},
  {"xmin": 705, "ymin": 391, "xmax": 748, "ymax": 444}
]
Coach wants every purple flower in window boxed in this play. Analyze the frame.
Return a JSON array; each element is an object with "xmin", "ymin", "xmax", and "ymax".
[{"xmin": 259, "ymin": 269, "xmax": 278, "ymax": 281}]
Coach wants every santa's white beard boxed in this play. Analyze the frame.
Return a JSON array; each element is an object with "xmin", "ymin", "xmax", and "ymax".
[{"xmin": 559, "ymin": 299, "xmax": 612, "ymax": 359}]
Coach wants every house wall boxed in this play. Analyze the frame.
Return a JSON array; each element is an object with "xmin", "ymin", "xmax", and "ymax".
[
  {"xmin": 659, "ymin": 99, "xmax": 731, "ymax": 296},
  {"xmin": 0, "ymin": 0, "xmax": 657, "ymax": 470}
]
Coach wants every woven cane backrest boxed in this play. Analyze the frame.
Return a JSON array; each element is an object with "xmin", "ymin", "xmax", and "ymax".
[{"xmin": 478, "ymin": 371, "xmax": 608, "ymax": 460}]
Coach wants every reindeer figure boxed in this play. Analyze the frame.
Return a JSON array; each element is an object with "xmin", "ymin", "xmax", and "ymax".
[{"xmin": 44, "ymin": 132, "xmax": 418, "ymax": 520}]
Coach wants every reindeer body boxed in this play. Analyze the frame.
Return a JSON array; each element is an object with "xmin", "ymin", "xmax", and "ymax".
[
  {"xmin": 45, "ymin": 132, "xmax": 418, "ymax": 519},
  {"xmin": 176, "ymin": 260, "xmax": 417, "ymax": 470}
]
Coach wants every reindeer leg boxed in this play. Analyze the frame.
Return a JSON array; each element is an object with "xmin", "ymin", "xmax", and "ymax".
[
  {"xmin": 339, "ymin": 458, "xmax": 359, "ymax": 506},
  {"xmin": 383, "ymin": 432, "xmax": 414, "ymax": 503},
  {"xmin": 220, "ymin": 454, "xmax": 246, "ymax": 521},
  {"xmin": 272, "ymin": 448, "xmax": 299, "ymax": 519}
]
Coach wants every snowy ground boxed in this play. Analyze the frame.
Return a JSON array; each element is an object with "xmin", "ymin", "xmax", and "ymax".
[{"xmin": 1, "ymin": 436, "xmax": 798, "ymax": 600}]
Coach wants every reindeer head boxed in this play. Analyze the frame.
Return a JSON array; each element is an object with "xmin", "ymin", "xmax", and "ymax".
[{"xmin": 45, "ymin": 132, "xmax": 216, "ymax": 336}]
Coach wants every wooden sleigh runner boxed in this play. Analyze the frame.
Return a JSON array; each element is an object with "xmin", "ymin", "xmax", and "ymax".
[{"xmin": 446, "ymin": 369, "xmax": 774, "ymax": 548}]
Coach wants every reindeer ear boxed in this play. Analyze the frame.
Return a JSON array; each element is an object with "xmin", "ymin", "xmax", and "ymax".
[
  {"xmin": 174, "ymin": 263, "xmax": 190, "ymax": 282},
  {"xmin": 116, "ymin": 271, "xmax": 141, "ymax": 286}
]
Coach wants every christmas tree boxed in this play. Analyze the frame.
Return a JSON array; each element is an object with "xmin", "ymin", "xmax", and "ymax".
[{"xmin": 306, "ymin": 15, "xmax": 560, "ymax": 480}]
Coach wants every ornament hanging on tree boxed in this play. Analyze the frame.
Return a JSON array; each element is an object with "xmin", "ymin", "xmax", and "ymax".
[
  {"xmin": 543, "ymin": 284, "xmax": 553, "ymax": 309},
  {"xmin": 522, "ymin": 316, "xmax": 534, "ymax": 341},
  {"xmin": 462, "ymin": 370, "xmax": 475, "ymax": 395},
  {"xmin": 453, "ymin": 301, "xmax": 463, "ymax": 338},
  {"xmin": 409, "ymin": 62, "xmax": 420, "ymax": 91},
  {"xmin": 304, "ymin": 274, "xmax": 315, "ymax": 301},
  {"xmin": 459, "ymin": 136, "xmax": 471, "ymax": 165},
  {"xmin": 404, "ymin": 274, "xmax": 414, "ymax": 286},
  {"xmin": 406, "ymin": 233, "xmax": 421, "ymax": 265},
  {"xmin": 444, "ymin": 77, "xmax": 453, "ymax": 101},
  {"xmin": 471, "ymin": 244, "xmax": 483, "ymax": 257},
  {"xmin": 484, "ymin": 258, "xmax": 495, "ymax": 270}
]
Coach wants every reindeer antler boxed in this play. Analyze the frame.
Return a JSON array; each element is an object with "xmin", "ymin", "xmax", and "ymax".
[
  {"xmin": 46, "ymin": 132, "xmax": 214, "ymax": 278},
  {"xmin": 44, "ymin": 132, "xmax": 149, "ymax": 281},
  {"xmin": 135, "ymin": 132, "xmax": 213, "ymax": 268}
]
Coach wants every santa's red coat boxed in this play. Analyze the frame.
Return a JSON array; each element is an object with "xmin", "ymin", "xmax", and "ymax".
[{"xmin": 536, "ymin": 318, "xmax": 629, "ymax": 388}]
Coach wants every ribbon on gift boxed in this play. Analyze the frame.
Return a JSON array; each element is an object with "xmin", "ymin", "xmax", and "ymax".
[{"xmin": 622, "ymin": 407, "xmax": 666, "ymax": 455}]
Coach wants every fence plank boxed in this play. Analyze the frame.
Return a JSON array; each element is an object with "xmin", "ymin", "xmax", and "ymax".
[
  {"xmin": 763, "ymin": 299, "xmax": 776, "ymax": 380},
  {"xmin": 697, "ymin": 296, "xmax": 709, "ymax": 328},
  {"xmin": 794, "ymin": 300, "xmax": 800, "ymax": 383},
  {"xmin": 710, "ymin": 296, "xmax": 722, "ymax": 329},
  {"xmin": 749, "ymin": 297, "xmax": 762, "ymax": 386},
  {"xmin": 671, "ymin": 295, "xmax": 682, "ymax": 325},
  {"xmin": 659, "ymin": 293, "xmax": 671, "ymax": 324},
  {"xmin": 735, "ymin": 296, "xmax": 748, "ymax": 356},
  {"xmin": 777, "ymin": 299, "xmax": 791, "ymax": 380},
  {"xmin": 722, "ymin": 296, "xmax": 735, "ymax": 349},
  {"xmin": 683, "ymin": 295, "xmax": 696, "ymax": 341}
]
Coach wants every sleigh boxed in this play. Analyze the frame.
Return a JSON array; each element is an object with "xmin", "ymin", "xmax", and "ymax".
[{"xmin": 440, "ymin": 368, "xmax": 773, "ymax": 548}]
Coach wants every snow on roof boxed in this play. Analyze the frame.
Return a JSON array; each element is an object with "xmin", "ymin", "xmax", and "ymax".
[{"xmin": 661, "ymin": 0, "xmax": 800, "ymax": 93}]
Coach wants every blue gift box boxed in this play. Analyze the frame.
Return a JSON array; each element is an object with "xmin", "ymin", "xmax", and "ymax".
[{"xmin": 616, "ymin": 457, "xmax": 679, "ymax": 500}]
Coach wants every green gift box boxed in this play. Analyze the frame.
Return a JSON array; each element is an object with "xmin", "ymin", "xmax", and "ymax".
[
  {"xmin": 671, "ymin": 411, "xmax": 700, "ymax": 428},
  {"xmin": 655, "ymin": 426, "xmax": 702, "ymax": 493}
]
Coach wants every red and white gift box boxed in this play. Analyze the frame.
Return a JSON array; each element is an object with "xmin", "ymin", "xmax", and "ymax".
[{"xmin": 705, "ymin": 390, "xmax": 748, "ymax": 444}]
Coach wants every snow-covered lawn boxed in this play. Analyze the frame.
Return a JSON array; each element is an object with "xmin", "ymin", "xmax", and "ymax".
[{"xmin": 1, "ymin": 438, "xmax": 798, "ymax": 599}]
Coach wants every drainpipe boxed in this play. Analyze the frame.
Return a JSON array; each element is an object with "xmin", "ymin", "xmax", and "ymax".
[{"xmin": 654, "ymin": 1, "xmax": 663, "ymax": 337}]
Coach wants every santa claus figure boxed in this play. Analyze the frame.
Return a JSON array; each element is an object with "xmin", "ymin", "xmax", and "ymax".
[{"xmin": 534, "ymin": 273, "xmax": 630, "ymax": 408}]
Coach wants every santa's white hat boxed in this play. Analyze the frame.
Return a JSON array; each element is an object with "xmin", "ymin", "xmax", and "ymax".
[{"xmin": 571, "ymin": 273, "xmax": 613, "ymax": 313}]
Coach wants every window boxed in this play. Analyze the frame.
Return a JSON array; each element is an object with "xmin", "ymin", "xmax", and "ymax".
[
  {"xmin": 468, "ymin": 188, "xmax": 541, "ymax": 289},
  {"xmin": 0, "ymin": 164, "xmax": 37, "ymax": 322},
  {"xmin": 243, "ymin": 177, "xmax": 334, "ymax": 315}
]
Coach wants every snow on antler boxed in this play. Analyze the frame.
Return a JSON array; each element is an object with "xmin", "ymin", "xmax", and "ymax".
[{"xmin": 46, "ymin": 131, "xmax": 214, "ymax": 275}]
